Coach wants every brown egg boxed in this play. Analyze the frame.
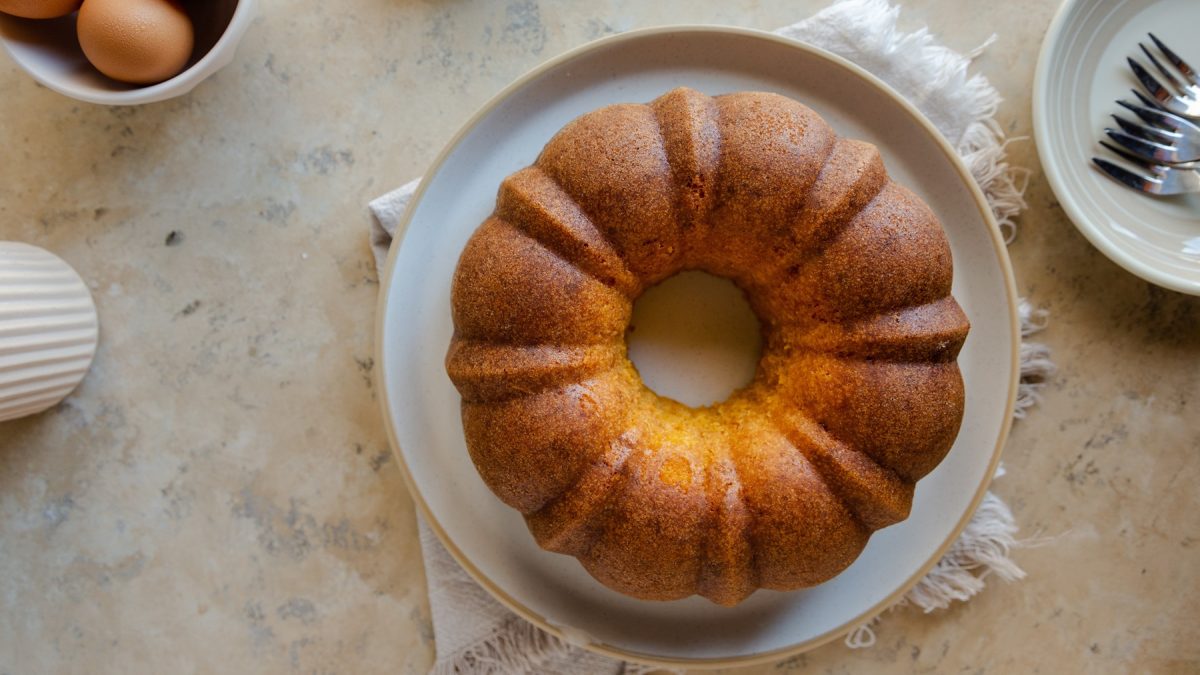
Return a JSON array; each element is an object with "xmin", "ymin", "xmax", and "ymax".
[
  {"xmin": 76, "ymin": 0, "xmax": 194, "ymax": 85},
  {"xmin": 0, "ymin": 0, "xmax": 83, "ymax": 19}
]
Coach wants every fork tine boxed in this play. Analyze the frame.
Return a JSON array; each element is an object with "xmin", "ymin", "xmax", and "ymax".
[
  {"xmin": 1092, "ymin": 157, "xmax": 1161, "ymax": 194},
  {"xmin": 1140, "ymin": 43, "xmax": 1186, "ymax": 93},
  {"xmin": 1110, "ymin": 114, "xmax": 1144, "ymax": 138},
  {"xmin": 1103, "ymin": 138, "xmax": 1200, "ymax": 173},
  {"xmin": 1117, "ymin": 98, "xmax": 1200, "ymax": 135},
  {"xmin": 1131, "ymin": 88, "xmax": 1166, "ymax": 111},
  {"xmin": 1129, "ymin": 57, "xmax": 1175, "ymax": 104},
  {"xmin": 1116, "ymin": 99, "xmax": 1163, "ymax": 127},
  {"xmin": 1099, "ymin": 140, "xmax": 1166, "ymax": 173},
  {"xmin": 1111, "ymin": 114, "xmax": 1178, "ymax": 144},
  {"xmin": 1149, "ymin": 33, "xmax": 1200, "ymax": 88},
  {"xmin": 1104, "ymin": 129, "xmax": 1182, "ymax": 163}
]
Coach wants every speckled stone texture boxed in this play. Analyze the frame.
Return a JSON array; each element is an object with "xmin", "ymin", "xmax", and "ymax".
[{"xmin": 0, "ymin": 1, "xmax": 1196, "ymax": 673}]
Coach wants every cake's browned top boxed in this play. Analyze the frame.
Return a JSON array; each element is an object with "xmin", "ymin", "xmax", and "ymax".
[{"xmin": 445, "ymin": 87, "xmax": 970, "ymax": 606}]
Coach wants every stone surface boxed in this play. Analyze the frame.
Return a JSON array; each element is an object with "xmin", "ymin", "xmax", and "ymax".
[{"xmin": 0, "ymin": 0, "xmax": 1197, "ymax": 673}]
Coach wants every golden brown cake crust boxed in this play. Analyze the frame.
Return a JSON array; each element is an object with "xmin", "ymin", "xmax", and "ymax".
[{"xmin": 445, "ymin": 87, "xmax": 970, "ymax": 606}]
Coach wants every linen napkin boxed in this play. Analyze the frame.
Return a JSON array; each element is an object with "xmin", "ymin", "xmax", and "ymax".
[{"xmin": 369, "ymin": 0, "xmax": 1054, "ymax": 671}]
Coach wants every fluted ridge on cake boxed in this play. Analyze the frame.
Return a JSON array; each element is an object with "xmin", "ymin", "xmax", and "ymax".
[
  {"xmin": 536, "ymin": 103, "xmax": 684, "ymax": 286},
  {"xmin": 462, "ymin": 366, "xmax": 638, "ymax": 514},
  {"xmin": 766, "ymin": 351, "xmax": 965, "ymax": 482},
  {"xmin": 650, "ymin": 87, "xmax": 721, "ymax": 267},
  {"xmin": 725, "ymin": 409, "xmax": 868, "ymax": 589},
  {"xmin": 739, "ymin": 138, "xmax": 890, "ymax": 303},
  {"xmin": 695, "ymin": 92, "xmax": 836, "ymax": 284},
  {"xmin": 752, "ymin": 181, "xmax": 955, "ymax": 327},
  {"xmin": 526, "ymin": 431, "xmax": 637, "ymax": 555},
  {"xmin": 768, "ymin": 405, "xmax": 914, "ymax": 530},
  {"xmin": 695, "ymin": 451, "xmax": 757, "ymax": 605},
  {"xmin": 496, "ymin": 166, "xmax": 641, "ymax": 297},
  {"xmin": 783, "ymin": 297, "xmax": 970, "ymax": 363},
  {"xmin": 447, "ymin": 340, "xmax": 623, "ymax": 403},
  {"xmin": 450, "ymin": 216, "xmax": 632, "ymax": 346},
  {"xmin": 576, "ymin": 432, "xmax": 713, "ymax": 601}
]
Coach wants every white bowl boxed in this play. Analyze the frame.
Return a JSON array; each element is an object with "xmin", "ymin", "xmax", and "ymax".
[
  {"xmin": 0, "ymin": 0, "xmax": 256, "ymax": 105},
  {"xmin": 0, "ymin": 242, "xmax": 98, "ymax": 423},
  {"xmin": 1033, "ymin": 0, "xmax": 1200, "ymax": 296}
]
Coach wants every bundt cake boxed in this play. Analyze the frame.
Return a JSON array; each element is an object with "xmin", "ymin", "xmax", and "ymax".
[{"xmin": 445, "ymin": 87, "xmax": 970, "ymax": 606}]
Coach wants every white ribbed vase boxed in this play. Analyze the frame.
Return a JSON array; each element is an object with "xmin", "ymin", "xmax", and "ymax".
[{"xmin": 0, "ymin": 242, "xmax": 99, "ymax": 423}]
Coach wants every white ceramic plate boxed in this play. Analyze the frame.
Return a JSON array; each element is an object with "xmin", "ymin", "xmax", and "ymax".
[
  {"xmin": 1034, "ymin": 0, "xmax": 1200, "ymax": 296},
  {"xmin": 377, "ymin": 26, "xmax": 1018, "ymax": 668}
]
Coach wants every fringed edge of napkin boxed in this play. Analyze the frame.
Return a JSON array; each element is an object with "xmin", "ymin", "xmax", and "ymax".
[
  {"xmin": 939, "ymin": 37, "xmax": 1031, "ymax": 248},
  {"xmin": 429, "ymin": 615, "xmax": 574, "ymax": 675},
  {"xmin": 845, "ymin": 490, "xmax": 1023, "ymax": 648},
  {"xmin": 779, "ymin": 0, "xmax": 1031, "ymax": 247},
  {"xmin": 1015, "ymin": 300, "xmax": 1056, "ymax": 418},
  {"xmin": 431, "ymin": 612, "xmax": 673, "ymax": 675}
]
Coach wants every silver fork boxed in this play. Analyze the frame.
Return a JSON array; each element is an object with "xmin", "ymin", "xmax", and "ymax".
[
  {"xmin": 1093, "ymin": 143, "xmax": 1200, "ymax": 196},
  {"xmin": 1128, "ymin": 33, "xmax": 1200, "ymax": 119},
  {"xmin": 1104, "ymin": 98, "xmax": 1200, "ymax": 163}
]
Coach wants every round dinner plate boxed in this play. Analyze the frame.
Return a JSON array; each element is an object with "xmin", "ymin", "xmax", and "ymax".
[
  {"xmin": 377, "ymin": 26, "xmax": 1018, "ymax": 668},
  {"xmin": 1034, "ymin": 0, "xmax": 1200, "ymax": 296}
]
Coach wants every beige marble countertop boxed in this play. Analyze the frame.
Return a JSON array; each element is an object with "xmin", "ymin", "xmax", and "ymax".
[{"xmin": 1, "ymin": 0, "xmax": 1197, "ymax": 672}]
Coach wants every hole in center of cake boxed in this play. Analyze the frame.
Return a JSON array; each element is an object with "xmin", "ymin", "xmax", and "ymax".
[{"xmin": 627, "ymin": 271, "xmax": 763, "ymax": 408}]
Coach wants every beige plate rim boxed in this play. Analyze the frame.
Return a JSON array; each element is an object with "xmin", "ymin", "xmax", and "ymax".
[{"xmin": 373, "ymin": 24, "xmax": 1020, "ymax": 669}]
